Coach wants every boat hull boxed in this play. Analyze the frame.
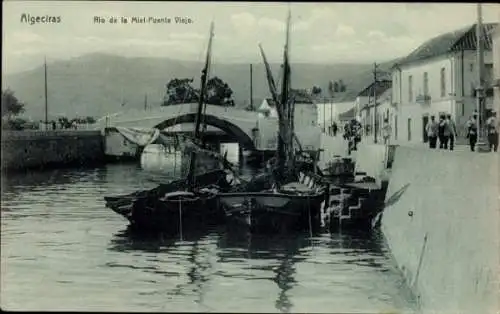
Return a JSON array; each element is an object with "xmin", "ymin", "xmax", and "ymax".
[
  {"xmin": 129, "ymin": 191, "xmax": 221, "ymax": 233},
  {"xmin": 104, "ymin": 169, "xmax": 231, "ymax": 230},
  {"xmin": 219, "ymin": 192, "xmax": 324, "ymax": 234}
]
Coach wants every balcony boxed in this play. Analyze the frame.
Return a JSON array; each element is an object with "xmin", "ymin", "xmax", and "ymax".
[{"xmin": 416, "ymin": 94, "xmax": 431, "ymax": 105}]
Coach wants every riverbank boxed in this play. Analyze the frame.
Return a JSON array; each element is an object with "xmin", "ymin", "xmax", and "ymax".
[{"xmin": 1, "ymin": 130, "xmax": 105, "ymax": 172}]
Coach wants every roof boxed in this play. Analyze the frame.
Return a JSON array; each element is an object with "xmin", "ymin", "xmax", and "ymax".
[
  {"xmin": 394, "ymin": 23, "xmax": 498, "ymax": 68},
  {"xmin": 259, "ymin": 98, "xmax": 277, "ymax": 108},
  {"xmin": 357, "ymin": 80, "xmax": 392, "ymax": 97},
  {"xmin": 338, "ymin": 107, "xmax": 356, "ymax": 121}
]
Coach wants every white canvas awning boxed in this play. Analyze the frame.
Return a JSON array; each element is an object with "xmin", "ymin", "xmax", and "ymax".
[{"xmin": 115, "ymin": 127, "xmax": 160, "ymax": 147}]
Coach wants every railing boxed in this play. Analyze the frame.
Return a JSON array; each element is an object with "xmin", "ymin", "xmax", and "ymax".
[{"xmin": 416, "ymin": 94, "xmax": 431, "ymax": 105}]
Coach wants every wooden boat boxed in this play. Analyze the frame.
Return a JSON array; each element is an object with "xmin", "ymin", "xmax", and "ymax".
[
  {"xmin": 219, "ymin": 10, "xmax": 327, "ymax": 234},
  {"xmin": 220, "ymin": 182, "xmax": 324, "ymax": 233},
  {"xmin": 105, "ymin": 23, "xmax": 229, "ymax": 234},
  {"xmin": 104, "ymin": 169, "xmax": 231, "ymax": 220}
]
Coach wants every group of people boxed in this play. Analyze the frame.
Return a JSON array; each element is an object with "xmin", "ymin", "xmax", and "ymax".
[
  {"xmin": 425, "ymin": 112, "xmax": 498, "ymax": 152},
  {"xmin": 343, "ymin": 118, "xmax": 363, "ymax": 154},
  {"xmin": 424, "ymin": 114, "xmax": 458, "ymax": 150}
]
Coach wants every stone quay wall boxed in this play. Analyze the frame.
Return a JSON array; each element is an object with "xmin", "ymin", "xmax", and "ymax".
[
  {"xmin": 1, "ymin": 130, "xmax": 105, "ymax": 171},
  {"xmin": 320, "ymin": 133, "xmax": 500, "ymax": 313},
  {"xmin": 382, "ymin": 146, "xmax": 499, "ymax": 313}
]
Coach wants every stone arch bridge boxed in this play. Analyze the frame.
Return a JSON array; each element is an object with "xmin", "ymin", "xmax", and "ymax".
[{"xmin": 97, "ymin": 103, "xmax": 285, "ymax": 151}]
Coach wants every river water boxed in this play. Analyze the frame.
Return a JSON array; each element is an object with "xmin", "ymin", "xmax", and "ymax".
[{"xmin": 1, "ymin": 162, "xmax": 417, "ymax": 313}]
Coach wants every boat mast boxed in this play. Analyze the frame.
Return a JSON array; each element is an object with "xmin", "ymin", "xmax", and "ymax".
[
  {"xmin": 44, "ymin": 57, "xmax": 48, "ymax": 127},
  {"xmin": 187, "ymin": 21, "xmax": 215, "ymax": 189},
  {"xmin": 475, "ymin": 3, "xmax": 484, "ymax": 139},
  {"xmin": 250, "ymin": 64, "xmax": 254, "ymax": 110},
  {"xmin": 259, "ymin": 44, "xmax": 280, "ymax": 107},
  {"xmin": 277, "ymin": 7, "xmax": 293, "ymax": 182}
]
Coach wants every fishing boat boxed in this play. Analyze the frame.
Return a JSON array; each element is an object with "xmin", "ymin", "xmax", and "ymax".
[
  {"xmin": 219, "ymin": 9, "xmax": 326, "ymax": 234},
  {"xmin": 104, "ymin": 23, "xmax": 231, "ymax": 233}
]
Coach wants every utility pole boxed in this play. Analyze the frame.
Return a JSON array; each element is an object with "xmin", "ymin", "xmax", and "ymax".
[
  {"xmin": 250, "ymin": 64, "xmax": 253, "ymax": 110},
  {"xmin": 323, "ymin": 101, "xmax": 326, "ymax": 133},
  {"xmin": 476, "ymin": 3, "xmax": 484, "ymax": 144},
  {"xmin": 44, "ymin": 57, "xmax": 48, "ymax": 128},
  {"xmin": 373, "ymin": 62, "xmax": 379, "ymax": 144}
]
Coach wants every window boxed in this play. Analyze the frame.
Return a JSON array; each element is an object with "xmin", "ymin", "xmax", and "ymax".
[
  {"xmin": 470, "ymin": 63, "xmax": 474, "ymax": 72},
  {"xmin": 423, "ymin": 72, "xmax": 429, "ymax": 96},
  {"xmin": 408, "ymin": 75, "xmax": 413, "ymax": 102},
  {"xmin": 440, "ymin": 68, "xmax": 446, "ymax": 97},
  {"xmin": 484, "ymin": 64, "xmax": 493, "ymax": 84}
]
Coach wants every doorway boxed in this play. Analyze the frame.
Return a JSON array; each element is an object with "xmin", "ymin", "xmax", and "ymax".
[
  {"xmin": 394, "ymin": 115, "xmax": 398, "ymax": 140},
  {"xmin": 407, "ymin": 118, "xmax": 412, "ymax": 141},
  {"xmin": 422, "ymin": 115, "xmax": 429, "ymax": 143}
]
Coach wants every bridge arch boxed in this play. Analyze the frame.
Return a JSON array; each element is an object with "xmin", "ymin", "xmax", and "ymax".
[{"xmin": 154, "ymin": 113, "xmax": 256, "ymax": 150}]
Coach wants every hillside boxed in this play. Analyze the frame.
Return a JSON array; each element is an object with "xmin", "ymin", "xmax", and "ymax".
[{"xmin": 2, "ymin": 53, "xmax": 396, "ymax": 120}]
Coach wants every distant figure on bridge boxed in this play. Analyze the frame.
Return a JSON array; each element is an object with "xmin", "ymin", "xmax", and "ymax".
[
  {"xmin": 381, "ymin": 118, "xmax": 392, "ymax": 145},
  {"xmin": 446, "ymin": 114, "xmax": 457, "ymax": 151},
  {"xmin": 51, "ymin": 120, "xmax": 56, "ymax": 130},
  {"xmin": 425, "ymin": 115, "xmax": 438, "ymax": 149},
  {"xmin": 466, "ymin": 114, "xmax": 478, "ymax": 152},
  {"xmin": 332, "ymin": 122, "xmax": 338, "ymax": 137},
  {"xmin": 486, "ymin": 111, "xmax": 498, "ymax": 152}
]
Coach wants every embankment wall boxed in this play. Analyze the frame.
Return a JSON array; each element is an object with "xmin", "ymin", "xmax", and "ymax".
[
  {"xmin": 382, "ymin": 146, "xmax": 499, "ymax": 313},
  {"xmin": 1, "ymin": 130, "xmax": 105, "ymax": 171}
]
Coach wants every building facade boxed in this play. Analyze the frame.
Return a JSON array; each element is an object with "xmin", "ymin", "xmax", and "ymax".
[
  {"xmin": 391, "ymin": 23, "xmax": 497, "ymax": 143},
  {"xmin": 355, "ymin": 80, "xmax": 393, "ymax": 139},
  {"xmin": 493, "ymin": 25, "xmax": 500, "ymax": 113}
]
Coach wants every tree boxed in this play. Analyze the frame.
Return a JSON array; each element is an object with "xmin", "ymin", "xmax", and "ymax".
[
  {"xmin": 311, "ymin": 86, "xmax": 322, "ymax": 96},
  {"xmin": 338, "ymin": 79, "xmax": 347, "ymax": 92},
  {"xmin": 328, "ymin": 81, "xmax": 335, "ymax": 98},
  {"xmin": 333, "ymin": 81, "xmax": 340, "ymax": 93},
  {"xmin": 85, "ymin": 116, "xmax": 96, "ymax": 124},
  {"xmin": 206, "ymin": 76, "xmax": 234, "ymax": 106},
  {"xmin": 161, "ymin": 76, "xmax": 234, "ymax": 107},
  {"xmin": 2, "ymin": 89, "xmax": 25, "ymax": 118},
  {"xmin": 162, "ymin": 78, "xmax": 199, "ymax": 106},
  {"xmin": 290, "ymin": 89, "xmax": 314, "ymax": 104}
]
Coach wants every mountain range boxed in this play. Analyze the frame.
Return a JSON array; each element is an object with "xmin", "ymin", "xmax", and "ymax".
[{"xmin": 2, "ymin": 53, "xmax": 396, "ymax": 120}]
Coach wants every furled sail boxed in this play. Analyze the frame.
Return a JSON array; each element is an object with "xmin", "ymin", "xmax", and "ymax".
[{"xmin": 115, "ymin": 127, "xmax": 160, "ymax": 147}]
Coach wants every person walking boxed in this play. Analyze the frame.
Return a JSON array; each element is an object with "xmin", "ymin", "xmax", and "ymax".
[
  {"xmin": 425, "ymin": 115, "xmax": 438, "ymax": 149},
  {"xmin": 446, "ymin": 114, "xmax": 458, "ymax": 151},
  {"xmin": 486, "ymin": 111, "xmax": 498, "ymax": 152},
  {"xmin": 466, "ymin": 115, "xmax": 478, "ymax": 152},
  {"xmin": 438, "ymin": 114, "xmax": 450, "ymax": 149},
  {"xmin": 381, "ymin": 118, "xmax": 392, "ymax": 145},
  {"xmin": 332, "ymin": 122, "xmax": 338, "ymax": 137}
]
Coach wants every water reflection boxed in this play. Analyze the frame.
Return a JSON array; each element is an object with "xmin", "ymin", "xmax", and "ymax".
[
  {"xmin": 2, "ymin": 162, "xmax": 417, "ymax": 313},
  {"xmin": 1, "ymin": 166, "xmax": 106, "ymax": 194},
  {"xmin": 217, "ymin": 231, "xmax": 309, "ymax": 313}
]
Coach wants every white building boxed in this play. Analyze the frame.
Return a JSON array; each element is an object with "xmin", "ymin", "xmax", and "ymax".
[
  {"xmin": 257, "ymin": 98, "xmax": 279, "ymax": 119},
  {"xmin": 391, "ymin": 23, "xmax": 497, "ymax": 143},
  {"xmin": 493, "ymin": 25, "xmax": 500, "ymax": 113},
  {"xmin": 356, "ymin": 80, "xmax": 394, "ymax": 139},
  {"xmin": 316, "ymin": 100, "xmax": 354, "ymax": 130}
]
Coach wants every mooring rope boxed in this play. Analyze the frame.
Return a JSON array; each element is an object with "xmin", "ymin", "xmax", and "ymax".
[
  {"xmin": 307, "ymin": 194, "xmax": 313, "ymax": 240},
  {"xmin": 179, "ymin": 199, "xmax": 183, "ymax": 241}
]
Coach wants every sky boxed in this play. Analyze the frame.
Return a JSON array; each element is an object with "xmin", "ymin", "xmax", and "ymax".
[{"xmin": 2, "ymin": 1, "xmax": 500, "ymax": 74}]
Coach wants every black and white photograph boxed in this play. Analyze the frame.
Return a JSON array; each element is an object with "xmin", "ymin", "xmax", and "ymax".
[{"xmin": 1, "ymin": 1, "xmax": 499, "ymax": 313}]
